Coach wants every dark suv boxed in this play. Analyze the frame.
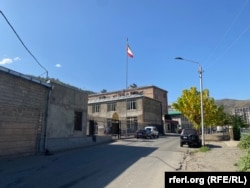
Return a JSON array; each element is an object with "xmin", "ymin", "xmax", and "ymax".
[
  {"xmin": 180, "ymin": 128, "xmax": 201, "ymax": 147},
  {"xmin": 135, "ymin": 129, "xmax": 153, "ymax": 139}
]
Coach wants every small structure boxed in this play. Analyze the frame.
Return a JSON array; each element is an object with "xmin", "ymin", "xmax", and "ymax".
[{"xmin": 165, "ymin": 108, "xmax": 193, "ymax": 133}]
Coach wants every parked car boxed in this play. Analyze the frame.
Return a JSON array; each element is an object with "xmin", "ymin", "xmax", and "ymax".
[
  {"xmin": 144, "ymin": 126, "xmax": 159, "ymax": 138},
  {"xmin": 135, "ymin": 129, "xmax": 153, "ymax": 139},
  {"xmin": 180, "ymin": 128, "xmax": 201, "ymax": 147}
]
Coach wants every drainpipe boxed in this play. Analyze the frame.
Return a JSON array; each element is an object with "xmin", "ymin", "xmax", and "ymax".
[{"xmin": 43, "ymin": 85, "xmax": 52, "ymax": 154}]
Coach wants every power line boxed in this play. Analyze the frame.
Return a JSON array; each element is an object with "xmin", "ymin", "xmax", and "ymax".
[
  {"xmin": 209, "ymin": 23, "xmax": 250, "ymax": 65},
  {"xmin": 0, "ymin": 10, "xmax": 48, "ymax": 78},
  {"xmin": 205, "ymin": 0, "xmax": 249, "ymax": 69}
]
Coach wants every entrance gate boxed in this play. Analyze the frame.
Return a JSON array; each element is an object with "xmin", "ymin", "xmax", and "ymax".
[
  {"xmin": 111, "ymin": 112, "xmax": 121, "ymax": 139},
  {"xmin": 111, "ymin": 120, "xmax": 121, "ymax": 139}
]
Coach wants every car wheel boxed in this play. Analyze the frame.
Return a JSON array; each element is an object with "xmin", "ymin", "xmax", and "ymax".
[{"xmin": 180, "ymin": 143, "xmax": 183, "ymax": 147}]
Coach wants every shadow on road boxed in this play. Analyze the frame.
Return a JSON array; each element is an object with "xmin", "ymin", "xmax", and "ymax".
[{"xmin": 0, "ymin": 141, "xmax": 158, "ymax": 188}]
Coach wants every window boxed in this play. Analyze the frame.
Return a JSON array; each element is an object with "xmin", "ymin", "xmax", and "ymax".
[
  {"xmin": 107, "ymin": 102, "xmax": 116, "ymax": 111},
  {"xmin": 74, "ymin": 111, "xmax": 82, "ymax": 131},
  {"xmin": 127, "ymin": 100, "xmax": 136, "ymax": 110},
  {"xmin": 126, "ymin": 117, "xmax": 138, "ymax": 133},
  {"xmin": 107, "ymin": 119, "xmax": 112, "ymax": 127},
  {"xmin": 92, "ymin": 104, "xmax": 100, "ymax": 113}
]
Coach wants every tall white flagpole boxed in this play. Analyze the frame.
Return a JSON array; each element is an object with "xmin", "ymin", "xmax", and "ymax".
[
  {"xmin": 125, "ymin": 38, "xmax": 128, "ymax": 136},
  {"xmin": 126, "ymin": 38, "xmax": 128, "ymax": 90}
]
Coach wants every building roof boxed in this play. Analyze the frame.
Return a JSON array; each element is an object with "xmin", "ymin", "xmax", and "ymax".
[
  {"xmin": 0, "ymin": 66, "xmax": 51, "ymax": 88},
  {"xmin": 88, "ymin": 94, "xmax": 158, "ymax": 104},
  {"xmin": 88, "ymin": 85, "xmax": 167, "ymax": 97},
  {"xmin": 168, "ymin": 110, "xmax": 181, "ymax": 115}
]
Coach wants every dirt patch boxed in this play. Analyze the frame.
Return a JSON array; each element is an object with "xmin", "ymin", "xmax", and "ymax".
[{"xmin": 179, "ymin": 141, "xmax": 245, "ymax": 171}]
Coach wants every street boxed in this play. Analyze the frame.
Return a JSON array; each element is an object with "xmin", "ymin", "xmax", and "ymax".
[{"xmin": 0, "ymin": 135, "xmax": 187, "ymax": 188}]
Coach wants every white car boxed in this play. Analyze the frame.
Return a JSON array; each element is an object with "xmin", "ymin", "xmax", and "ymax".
[{"xmin": 144, "ymin": 126, "xmax": 159, "ymax": 138}]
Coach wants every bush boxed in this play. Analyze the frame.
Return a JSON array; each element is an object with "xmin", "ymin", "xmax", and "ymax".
[
  {"xmin": 238, "ymin": 134, "xmax": 250, "ymax": 150},
  {"xmin": 237, "ymin": 134, "xmax": 250, "ymax": 172},
  {"xmin": 237, "ymin": 150, "xmax": 250, "ymax": 172}
]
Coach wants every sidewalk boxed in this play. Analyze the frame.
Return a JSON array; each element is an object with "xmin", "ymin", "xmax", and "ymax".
[
  {"xmin": 180, "ymin": 140, "xmax": 244, "ymax": 171},
  {"xmin": 223, "ymin": 140, "xmax": 240, "ymax": 147}
]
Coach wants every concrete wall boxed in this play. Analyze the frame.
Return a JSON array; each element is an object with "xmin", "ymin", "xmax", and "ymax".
[
  {"xmin": 0, "ymin": 67, "xmax": 50, "ymax": 158},
  {"xmin": 143, "ymin": 97, "xmax": 162, "ymax": 124},
  {"xmin": 45, "ymin": 82, "xmax": 112, "ymax": 152},
  {"xmin": 0, "ymin": 67, "xmax": 113, "ymax": 158}
]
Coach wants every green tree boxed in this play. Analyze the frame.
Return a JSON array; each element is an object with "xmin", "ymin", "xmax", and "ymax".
[
  {"xmin": 172, "ymin": 87, "xmax": 221, "ymax": 130},
  {"xmin": 227, "ymin": 114, "xmax": 247, "ymax": 140},
  {"xmin": 205, "ymin": 101, "xmax": 226, "ymax": 127}
]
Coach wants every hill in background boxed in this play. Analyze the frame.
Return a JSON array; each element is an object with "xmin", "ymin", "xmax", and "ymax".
[{"xmin": 215, "ymin": 99, "xmax": 250, "ymax": 114}]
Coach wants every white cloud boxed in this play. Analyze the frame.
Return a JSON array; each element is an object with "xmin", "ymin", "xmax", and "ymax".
[
  {"xmin": 0, "ymin": 56, "xmax": 21, "ymax": 65},
  {"xmin": 13, "ymin": 57, "xmax": 21, "ymax": 61},
  {"xmin": 55, "ymin": 64, "xmax": 62, "ymax": 68},
  {"xmin": 0, "ymin": 58, "xmax": 13, "ymax": 65}
]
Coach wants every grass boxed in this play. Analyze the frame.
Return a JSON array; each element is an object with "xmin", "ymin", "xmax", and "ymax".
[
  {"xmin": 190, "ymin": 145, "xmax": 210, "ymax": 155},
  {"xmin": 199, "ymin": 145, "xmax": 211, "ymax": 152}
]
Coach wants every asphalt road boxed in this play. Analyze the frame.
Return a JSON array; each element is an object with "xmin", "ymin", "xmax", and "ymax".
[{"xmin": 0, "ymin": 135, "xmax": 186, "ymax": 188}]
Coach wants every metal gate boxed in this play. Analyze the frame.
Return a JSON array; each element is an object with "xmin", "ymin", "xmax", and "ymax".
[{"xmin": 111, "ymin": 120, "xmax": 121, "ymax": 139}]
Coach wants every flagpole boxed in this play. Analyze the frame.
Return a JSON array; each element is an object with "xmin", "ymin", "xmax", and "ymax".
[
  {"xmin": 126, "ymin": 38, "xmax": 128, "ymax": 91},
  {"xmin": 125, "ymin": 38, "xmax": 128, "ymax": 136}
]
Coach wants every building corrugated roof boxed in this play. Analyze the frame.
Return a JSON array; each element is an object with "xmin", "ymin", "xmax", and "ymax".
[{"xmin": 168, "ymin": 110, "xmax": 181, "ymax": 115}]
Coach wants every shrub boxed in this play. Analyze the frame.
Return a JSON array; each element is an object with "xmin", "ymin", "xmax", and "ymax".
[
  {"xmin": 238, "ymin": 134, "xmax": 250, "ymax": 150},
  {"xmin": 237, "ymin": 134, "xmax": 250, "ymax": 171},
  {"xmin": 237, "ymin": 150, "xmax": 250, "ymax": 172}
]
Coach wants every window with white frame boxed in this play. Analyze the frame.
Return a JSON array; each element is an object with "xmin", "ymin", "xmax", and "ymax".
[
  {"xmin": 107, "ymin": 102, "xmax": 116, "ymax": 111},
  {"xmin": 127, "ymin": 99, "xmax": 136, "ymax": 110},
  {"xmin": 92, "ymin": 104, "xmax": 100, "ymax": 113},
  {"xmin": 126, "ymin": 116, "xmax": 138, "ymax": 133}
]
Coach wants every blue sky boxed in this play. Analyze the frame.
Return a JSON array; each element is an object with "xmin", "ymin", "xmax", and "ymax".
[{"xmin": 1, "ymin": 0, "xmax": 250, "ymax": 104}]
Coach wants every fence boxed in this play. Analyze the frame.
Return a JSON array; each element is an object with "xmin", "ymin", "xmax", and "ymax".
[{"xmin": 240, "ymin": 128, "xmax": 250, "ymax": 136}]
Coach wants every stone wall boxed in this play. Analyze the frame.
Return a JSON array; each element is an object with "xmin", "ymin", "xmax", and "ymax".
[{"xmin": 0, "ymin": 68, "xmax": 50, "ymax": 158}]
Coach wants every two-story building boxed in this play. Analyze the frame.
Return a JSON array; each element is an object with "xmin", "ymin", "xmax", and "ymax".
[{"xmin": 88, "ymin": 85, "xmax": 168, "ymax": 135}]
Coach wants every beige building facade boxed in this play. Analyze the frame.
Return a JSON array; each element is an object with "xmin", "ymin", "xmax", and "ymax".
[
  {"xmin": 88, "ymin": 86, "xmax": 167, "ymax": 135},
  {"xmin": 89, "ymin": 85, "xmax": 168, "ymax": 114}
]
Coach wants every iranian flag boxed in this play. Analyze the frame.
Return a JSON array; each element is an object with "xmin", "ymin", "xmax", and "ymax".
[{"xmin": 127, "ymin": 44, "xmax": 134, "ymax": 58}]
